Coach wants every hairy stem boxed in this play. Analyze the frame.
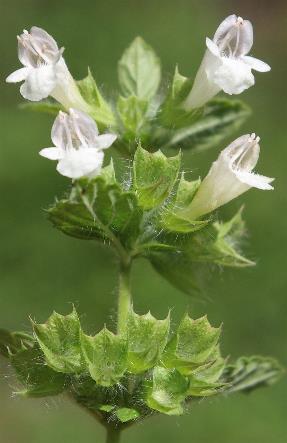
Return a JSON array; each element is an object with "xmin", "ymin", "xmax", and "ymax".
[
  {"xmin": 106, "ymin": 427, "xmax": 121, "ymax": 443},
  {"xmin": 117, "ymin": 262, "xmax": 132, "ymax": 334}
]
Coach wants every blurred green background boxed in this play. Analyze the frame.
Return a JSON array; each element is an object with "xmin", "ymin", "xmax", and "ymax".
[{"xmin": 0, "ymin": 0, "xmax": 286, "ymax": 442}]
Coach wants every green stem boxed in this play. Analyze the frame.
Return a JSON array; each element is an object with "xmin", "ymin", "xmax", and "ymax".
[
  {"xmin": 106, "ymin": 427, "xmax": 121, "ymax": 443},
  {"xmin": 117, "ymin": 262, "xmax": 132, "ymax": 334}
]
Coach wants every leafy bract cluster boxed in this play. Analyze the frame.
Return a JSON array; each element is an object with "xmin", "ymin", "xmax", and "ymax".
[
  {"xmin": 24, "ymin": 37, "xmax": 250, "ymax": 157},
  {"xmin": 0, "ymin": 309, "xmax": 282, "ymax": 427},
  {"xmin": 49, "ymin": 146, "xmax": 253, "ymax": 295}
]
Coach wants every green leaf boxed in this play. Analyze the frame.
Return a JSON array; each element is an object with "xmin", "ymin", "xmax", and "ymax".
[
  {"xmin": 77, "ymin": 69, "xmax": 116, "ymax": 128},
  {"xmin": 146, "ymin": 366, "xmax": 189, "ymax": 415},
  {"xmin": 126, "ymin": 309, "xmax": 170, "ymax": 373},
  {"xmin": 188, "ymin": 349, "xmax": 227, "ymax": 396},
  {"xmin": 117, "ymin": 95, "xmax": 149, "ymax": 139},
  {"xmin": 81, "ymin": 327, "xmax": 128, "ymax": 386},
  {"xmin": 160, "ymin": 66, "xmax": 202, "ymax": 128},
  {"xmin": 211, "ymin": 208, "xmax": 255, "ymax": 267},
  {"xmin": 150, "ymin": 209, "xmax": 253, "ymax": 296},
  {"xmin": 48, "ymin": 174, "xmax": 142, "ymax": 249},
  {"xmin": 166, "ymin": 98, "xmax": 251, "ymax": 151},
  {"xmin": 163, "ymin": 315, "xmax": 221, "ymax": 374},
  {"xmin": 33, "ymin": 308, "xmax": 85, "ymax": 373},
  {"xmin": 19, "ymin": 101, "xmax": 63, "ymax": 115},
  {"xmin": 0, "ymin": 329, "xmax": 34, "ymax": 358},
  {"xmin": 133, "ymin": 147, "xmax": 181, "ymax": 209},
  {"xmin": 160, "ymin": 175, "xmax": 209, "ymax": 233},
  {"xmin": 222, "ymin": 356, "xmax": 284, "ymax": 394},
  {"xmin": 150, "ymin": 248, "xmax": 204, "ymax": 296},
  {"xmin": 10, "ymin": 344, "xmax": 66, "ymax": 397},
  {"xmin": 115, "ymin": 407, "xmax": 140, "ymax": 423},
  {"xmin": 118, "ymin": 36, "xmax": 161, "ymax": 100}
]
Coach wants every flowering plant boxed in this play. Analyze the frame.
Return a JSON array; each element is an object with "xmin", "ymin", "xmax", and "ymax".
[{"xmin": 1, "ymin": 15, "xmax": 283, "ymax": 443}]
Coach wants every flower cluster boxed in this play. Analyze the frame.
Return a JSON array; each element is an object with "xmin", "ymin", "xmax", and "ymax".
[{"xmin": 6, "ymin": 17, "xmax": 273, "ymax": 212}]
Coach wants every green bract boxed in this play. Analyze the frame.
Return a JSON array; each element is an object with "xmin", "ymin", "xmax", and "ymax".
[
  {"xmin": 1, "ymin": 308, "xmax": 283, "ymax": 425},
  {"xmin": 48, "ymin": 147, "xmax": 253, "ymax": 296}
]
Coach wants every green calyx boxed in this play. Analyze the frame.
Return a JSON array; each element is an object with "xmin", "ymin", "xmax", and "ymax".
[
  {"xmin": 48, "ymin": 147, "xmax": 253, "ymax": 297},
  {"xmin": 0, "ymin": 308, "xmax": 283, "ymax": 425}
]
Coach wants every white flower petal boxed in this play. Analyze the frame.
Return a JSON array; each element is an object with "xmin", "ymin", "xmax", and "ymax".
[
  {"xmin": 39, "ymin": 147, "xmax": 65, "ymax": 160},
  {"xmin": 184, "ymin": 133, "xmax": 273, "ymax": 219},
  {"xmin": 20, "ymin": 65, "xmax": 56, "ymax": 101},
  {"xmin": 206, "ymin": 38, "xmax": 220, "ymax": 56},
  {"xmin": 30, "ymin": 26, "xmax": 59, "ymax": 53},
  {"xmin": 69, "ymin": 108, "xmax": 99, "ymax": 146},
  {"xmin": 214, "ymin": 58, "xmax": 254, "ymax": 94},
  {"xmin": 183, "ymin": 50, "xmax": 222, "ymax": 109},
  {"xmin": 237, "ymin": 20, "xmax": 253, "ymax": 56},
  {"xmin": 243, "ymin": 56, "xmax": 271, "ymax": 72},
  {"xmin": 95, "ymin": 133, "xmax": 117, "ymax": 149},
  {"xmin": 213, "ymin": 14, "xmax": 237, "ymax": 43},
  {"xmin": 51, "ymin": 112, "xmax": 70, "ymax": 148},
  {"xmin": 235, "ymin": 170, "xmax": 274, "ymax": 190},
  {"xmin": 6, "ymin": 67, "xmax": 29, "ymax": 83},
  {"xmin": 56, "ymin": 149, "xmax": 104, "ymax": 179}
]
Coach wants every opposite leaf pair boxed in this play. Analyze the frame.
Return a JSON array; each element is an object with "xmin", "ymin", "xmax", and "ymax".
[{"xmin": 49, "ymin": 147, "xmax": 268, "ymax": 295}]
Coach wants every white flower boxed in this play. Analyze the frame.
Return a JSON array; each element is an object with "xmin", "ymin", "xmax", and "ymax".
[
  {"xmin": 39, "ymin": 109, "xmax": 117, "ymax": 179},
  {"xmin": 183, "ymin": 134, "xmax": 274, "ymax": 220},
  {"xmin": 6, "ymin": 26, "xmax": 89, "ymax": 112},
  {"xmin": 184, "ymin": 15, "xmax": 271, "ymax": 109}
]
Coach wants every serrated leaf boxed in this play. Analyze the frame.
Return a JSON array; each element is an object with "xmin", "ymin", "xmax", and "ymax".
[
  {"xmin": 126, "ymin": 310, "xmax": 170, "ymax": 373},
  {"xmin": 150, "ymin": 208, "xmax": 253, "ymax": 296},
  {"xmin": 10, "ymin": 344, "xmax": 66, "ymax": 397},
  {"xmin": 115, "ymin": 407, "xmax": 140, "ymax": 423},
  {"xmin": 81, "ymin": 327, "xmax": 127, "ymax": 386},
  {"xmin": 48, "ymin": 174, "xmax": 142, "ymax": 249},
  {"xmin": 222, "ymin": 356, "xmax": 284, "ymax": 394},
  {"xmin": 118, "ymin": 36, "xmax": 161, "ymax": 100},
  {"xmin": 100, "ymin": 160, "xmax": 117, "ymax": 184},
  {"xmin": 188, "ymin": 349, "xmax": 227, "ymax": 396},
  {"xmin": 163, "ymin": 315, "xmax": 221, "ymax": 374},
  {"xmin": 166, "ymin": 98, "xmax": 251, "ymax": 151},
  {"xmin": 133, "ymin": 147, "xmax": 181, "ymax": 209},
  {"xmin": 146, "ymin": 366, "xmax": 189, "ymax": 415},
  {"xmin": 19, "ymin": 101, "xmax": 63, "ymax": 115},
  {"xmin": 187, "ymin": 377, "xmax": 226, "ymax": 397},
  {"xmin": 0, "ymin": 329, "xmax": 34, "ymax": 358},
  {"xmin": 211, "ymin": 208, "xmax": 254, "ymax": 267},
  {"xmin": 33, "ymin": 308, "xmax": 85, "ymax": 373},
  {"xmin": 150, "ymin": 248, "xmax": 204, "ymax": 296},
  {"xmin": 117, "ymin": 95, "xmax": 149, "ymax": 139},
  {"xmin": 77, "ymin": 69, "xmax": 116, "ymax": 128},
  {"xmin": 160, "ymin": 176, "xmax": 209, "ymax": 233},
  {"xmin": 160, "ymin": 66, "xmax": 202, "ymax": 128}
]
